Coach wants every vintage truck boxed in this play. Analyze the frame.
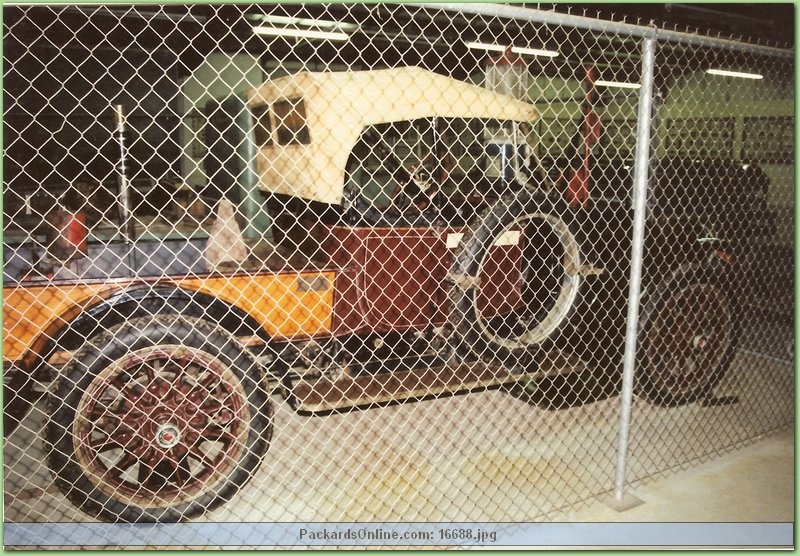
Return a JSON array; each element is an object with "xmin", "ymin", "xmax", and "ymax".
[{"xmin": 3, "ymin": 67, "xmax": 746, "ymax": 522}]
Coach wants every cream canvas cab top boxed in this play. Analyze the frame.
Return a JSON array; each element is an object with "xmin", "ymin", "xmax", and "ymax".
[{"xmin": 247, "ymin": 66, "xmax": 538, "ymax": 205}]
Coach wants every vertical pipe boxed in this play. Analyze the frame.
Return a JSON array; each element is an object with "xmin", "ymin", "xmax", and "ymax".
[
  {"xmin": 114, "ymin": 104, "xmax": 135, "ymax": 243},
  {"xmin": 613, "ymin": 34, "xmax": 657, "ymax": 502}
]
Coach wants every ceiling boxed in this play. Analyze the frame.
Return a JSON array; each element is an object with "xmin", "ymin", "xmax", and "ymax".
[
  {"xmin": 542, "ymin": 3, "xmax": 794, "ymax": 47},
  {"xmin": 4, "ymin": 4, "xmax": 792, "ymax": 78},
  {"xmin": 4, "ymin": 3, "xmax": 792, "ymax": 107},
  {"xmin": 2, "ymin": 3, "xmax": 793, "ymax": 189}
]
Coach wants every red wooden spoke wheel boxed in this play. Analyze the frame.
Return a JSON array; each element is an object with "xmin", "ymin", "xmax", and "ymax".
[
  {"xmin": 46, "ymin": 316, "xmax": 272, "ymax": 522},
  {"xmin": 74, "ymin": 345, "xmax": 249, "ymax": 508}
]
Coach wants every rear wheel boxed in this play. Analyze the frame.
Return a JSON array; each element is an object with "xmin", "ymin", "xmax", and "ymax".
[
  {"xmin": 45, "ymin": 315, "xmax": 272, "ymax": 522},
  {"xmin": 638, "ymin": 265, "xmax": 738, "ymax": 406}
]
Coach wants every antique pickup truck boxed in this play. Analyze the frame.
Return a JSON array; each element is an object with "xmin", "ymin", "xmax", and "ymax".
[{"xmin": 3, "ymin": 67, "xmax": 746, "ymax": 522}]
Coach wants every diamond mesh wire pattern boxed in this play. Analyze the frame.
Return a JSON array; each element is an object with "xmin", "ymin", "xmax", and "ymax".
[
  {"xmin": 2, "ymin": 3, "xmax": 793, "ymax": 543},
  {"xmin": 624, "ymin": 39, "xmax": 795, "ymax": 483}
]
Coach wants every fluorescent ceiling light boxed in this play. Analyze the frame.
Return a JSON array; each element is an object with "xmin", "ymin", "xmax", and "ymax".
[
  {"xmin": 465, "ymin": 41, "xmax": 559, "ymax": 58},
  {"xmin": 465, "ymin": 41, "xmax": 506, "ymax": 52},
  {"xmin": 512, "ymin": 46, "xmax": 560, "ymax": 58},
  {"xmin": 253, "ymin": 26, "xmax": 349, "ymax": 41},
  {"xmin": 595, "ymin": 79, "xmax": 641, "ymax": 90},
  {"xmin": 258, "ymin": 14, "xmax": 358, "ymax": 32},
  {"xmin": 706, "ymin": 68, "xmax": 763, "ymax": 80}
]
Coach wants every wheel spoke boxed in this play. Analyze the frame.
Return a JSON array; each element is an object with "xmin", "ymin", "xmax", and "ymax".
[
  {"xmin": 89, "ymin": 400, "xmax": 144, "ymax": 433},
  {"xmin": 108, "ymin": 450, "xmax": 139, "ymax": 480},
  {"xmin": 64, "ymin": 334, "xmax": 264, "ymax": 516},
  {"xmin": 88, "ymin": 434, "xmax": 124, "ymax": 454},
  {"xmin": 108, "ymin": 372, "xmax": 134, "ymax": 395},
  {"xmin": 647, "ymin": 283, "xmax": 734, "ymax": 397},
  {"xmin": 187, "ymin": 444, "xmax": 220, "ymax": 470},
  {"xmin": 199, "ymin": 371, "xmax": 222, "ymax": 391},
  {"xmin": 197, "ymin": 400, "xmax": 227, "ymax": 423},
  {"xmin": 166, "ymin": 448, "xmax": 193, "ymax": 488},
  {"xmin": 694, "ymin": 289, "xmax": 713, "ymax": 315},
  {"xmin": 86, "ymin": 400, "xmax": 115, "ymax": 422},
  {"xmin": 169, "ymin": 354, "xmax": 197, "ymax": 389},
  {"xmin": 141, "ymin": 359, "xmax": 158, "ymax": 385},
  {"xmin": 198, "ymin": 425, "xmax": 238, "ymax": 448},
  {"xmin": 87, "ymin": 436, "xmax": 118, "ymax": 453},
  {"xmin": 137, "ymin": 459, "xmax": 157, "ymax": 487}
]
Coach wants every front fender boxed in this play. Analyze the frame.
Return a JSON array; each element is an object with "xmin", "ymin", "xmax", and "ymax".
[
  {"xmin": 8, "ymin": 281, "xmax": 269, "ymax": 377},
  {"xmin": 70, "ymin": 281, "xmax": 272, "ymax": 345}
]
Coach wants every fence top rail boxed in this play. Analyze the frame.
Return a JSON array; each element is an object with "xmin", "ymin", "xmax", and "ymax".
[{"xmin": 417, "ymin": 3, "xmax": 793, "ymax": 59}]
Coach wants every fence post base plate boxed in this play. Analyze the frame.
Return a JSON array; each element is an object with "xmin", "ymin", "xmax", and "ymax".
[{"xmin": 600, "ymin": 491, "xmax": 645, "ymax": 513}]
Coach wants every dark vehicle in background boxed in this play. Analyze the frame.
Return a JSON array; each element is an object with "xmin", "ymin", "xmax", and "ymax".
[{"xmin": 533, "ymin": 156, "xmax": 773, "ymax": 406}]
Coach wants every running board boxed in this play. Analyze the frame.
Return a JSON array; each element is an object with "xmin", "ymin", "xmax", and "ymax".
[{"xmin": 290, "ymin": 351, "xmax": 585, "ymax": 413}]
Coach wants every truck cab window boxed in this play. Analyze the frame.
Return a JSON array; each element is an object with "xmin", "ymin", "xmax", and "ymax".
[{"xmin": 273, "ymin": 98, "xmax": 310, "ymax": 145}]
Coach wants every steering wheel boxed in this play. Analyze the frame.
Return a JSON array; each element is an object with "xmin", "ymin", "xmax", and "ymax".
[
  {"xmin": 409, "ymin": 152, "xmax": 454, "ymax": 206},
  {"xmin": 410, "ymin": 156, "xmax": 436, "ymax": 195}
]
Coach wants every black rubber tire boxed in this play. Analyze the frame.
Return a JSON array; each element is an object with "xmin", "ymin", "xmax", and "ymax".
[
  {"xmin": 448, "ymin": 192, "xmax": 588, "ymax": 371},
  {"xmin": 44, "ymin": 315, "xmax": 272, "ymax": 522},
  {"xmin": 637, "ymin": 262, "xmax": 739, "ymax": 406}
]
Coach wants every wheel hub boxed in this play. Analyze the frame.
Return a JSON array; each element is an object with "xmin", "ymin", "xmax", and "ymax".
[
  {"xmin": 693, "ymin": 334, "xmax": 709, "ymax": 349},
  {"xmin": 155, "ymin": 423, "xmax": 181, "ymax": 449}
]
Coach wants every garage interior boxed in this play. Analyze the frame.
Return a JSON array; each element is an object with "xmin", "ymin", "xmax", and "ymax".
[{"xmin": 2, "ymin": 3, "xmax": 794, "ymax": 548}]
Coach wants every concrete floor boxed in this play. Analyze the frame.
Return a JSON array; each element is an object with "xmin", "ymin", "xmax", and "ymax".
[
  {"xmin": 3, "ymin": 347, "xmax": 793, "ymax": 548},
  {"xmin": 563, "ymin": 427, "xmax": 794, "ymax": 523},
  {"xmin": 3, "ymin": 407, "xmax": 795, "ymax": 550}
]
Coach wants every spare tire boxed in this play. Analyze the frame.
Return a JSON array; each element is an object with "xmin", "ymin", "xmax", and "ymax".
[{"xmin": 448, "ymin": 192, "xmax": 588, "ymax": 371}]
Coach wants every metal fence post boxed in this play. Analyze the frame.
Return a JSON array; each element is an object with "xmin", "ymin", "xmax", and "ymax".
[{"xmin": 607, "ymin": 33, "xmax": 657, "ymax": 511}]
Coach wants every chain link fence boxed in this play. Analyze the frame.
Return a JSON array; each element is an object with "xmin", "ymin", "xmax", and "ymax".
[{"xmin": 3, "ymin": 3, "xmax": 793, "ymax": 546}]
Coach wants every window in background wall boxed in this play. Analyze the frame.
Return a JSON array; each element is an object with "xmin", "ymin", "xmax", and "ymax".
[
  {"xmin": 664, "ymin": 117, "xmax": 735, "ymax": 159},
  {"xmin": 187, "ymin": 109, "xmax": 206, "ymax": 158},
  {"xmin": 741, "ymin": 116, "xmax": 793, "ymax": 164}
]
